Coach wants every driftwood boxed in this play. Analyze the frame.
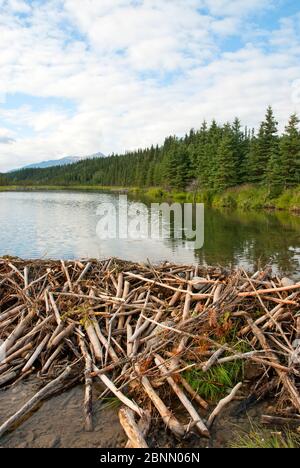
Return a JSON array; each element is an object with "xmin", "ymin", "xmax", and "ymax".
[
  {"xmin": 207, "ymin": 382, "xmax": 243, "ymax": 429},
  {"xmin": 79, "ymin": 337, "xmax": 93, "ymax": 432},
  {"xmin": 0, "ymin": 366, "xmax": 72, "ymax": 438},
  {"xmin": 119, "ymin": 407, "xmax": 148, "ymax": 448},
  {"xmin": 136, "ymin": 365, "xmax": 185, "ymax": 437},
  {"xmin": 0, "ymin": 258, "xmax": 299, "ymax": 448},
  {"xmin": 154, "ymin": 354, "xmax": 209, "ymax": 437}
]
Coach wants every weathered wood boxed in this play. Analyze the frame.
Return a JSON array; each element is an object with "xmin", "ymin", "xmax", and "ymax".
[
  {"xmin": 22, "ymin": 334, "xmax": 50, "ymax": 373},
  {"xmin": 154, "ymin": 355, "xmax": 209, "ymax": 437},
  {"xmin": 94, "ymin": 365, "xmax": 144, "ymax": 417},
  {"xmin": 119, "ymin": 407, "xmax": 148, "ymax": 448},
  {"xmin": 207, "ymin": 382, "xmax": 243, "ymax": 428},
  {"xmin": 85, "ymin": 322, "xmax": 103, "ymax": 362},
  {"xmin": 79, "ymin": 337, "xmax": 93, "ymax": 432},
  {"xmin": 0, "ymin": 366, "xmax": 72, "ymax": 438},
  {"xmin": 135, "ymin": 365, "xmax": 185, "ymax": 437}
]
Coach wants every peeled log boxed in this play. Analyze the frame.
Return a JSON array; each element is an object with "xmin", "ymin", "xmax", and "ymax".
[{"xmin": 119, "ymin": 407, "xmax": 148, "ymax": 448}]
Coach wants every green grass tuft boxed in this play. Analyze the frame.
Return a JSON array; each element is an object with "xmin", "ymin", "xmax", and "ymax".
[
  {"xmin": 230, "ymin": 429, "xmax": 300, "ymax": 449},
  {"xmin": 99, "ymin": 397, "xmax": 122, "ymax": 411},
  {"xmin": 184, "ymin": 360, "xmax": 244, "ymax": 403}
]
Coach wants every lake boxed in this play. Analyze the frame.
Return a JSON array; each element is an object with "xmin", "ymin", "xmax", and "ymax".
[{"xmin": 0, "ymin": 191, "xmax": 300, "ymax": 277}]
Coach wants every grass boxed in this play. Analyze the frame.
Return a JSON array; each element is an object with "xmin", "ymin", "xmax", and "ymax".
[
  {"xmin": 1, "ymin": 183, "xmax": 300, "ymax": 211},
  {"xmin": 211, "ymin": 184, "xmax": 300, "ymax": 212},
  {"xmin": 230, "ymin": 428, "xmax": 300, "ymax": 449},
  {"xmin": 99, "ymin": 397, "xmax": 122, "ymax": 411},
  {"xmin": 183, "ymin": 360, "xmax": 244, "ymax": 403}
]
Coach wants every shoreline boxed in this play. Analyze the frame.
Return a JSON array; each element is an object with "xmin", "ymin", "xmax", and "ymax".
[{"xmin": 1, "ymin": 184, "xmax": 300, "ymax": 213}]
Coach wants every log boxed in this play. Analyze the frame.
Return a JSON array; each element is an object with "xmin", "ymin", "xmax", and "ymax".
[
  {"xmin": 0, "ymin": 310, "xmax": 35, "ymax": 356},
  {"xmin": 119, "ymin": 407, "xmax": 148, "ymax": 448},
  {"xmin": 79, "ymin": 337, "xmax": 93, "ymax": 432},
  {"xmin": 22, "ymin": 334, "xmax": 50, "ymax": 373},
  {"xmin": 136, "ymin": 365, "xmax": 185, "ymax": 437},
  {"xmin": 85, "ymin": 322, "xmax": 103, "ymax": 362},
  {"xmin": 0, "ymin": 366, "xmax": 72, "ymax": 438},
  {"xmin": 0, "ymin": 370, "xmax": 19, "ymax": 387},
  {"xmin": 261, "ymin": 414, "xmax": 300, "ymax": 427},
  {"xmin": 1, "ymin": 343, "xmax": 33, "ymax": 366},
  {"xmin": 238, "ymin": 283, "xmax": 300, "ymax": 297},
  {"xmin": 154, "ymin": 355, "xmax": 209, "ymax": 437}
]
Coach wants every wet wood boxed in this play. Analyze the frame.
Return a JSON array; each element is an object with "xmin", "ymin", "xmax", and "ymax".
[
  {"xmin": 119, "ymin": 407, "xmax": 148, "ymax": 448},
  {"xmin": 0, "ymin": 258, "xmax": 299, "ymax": 445}
]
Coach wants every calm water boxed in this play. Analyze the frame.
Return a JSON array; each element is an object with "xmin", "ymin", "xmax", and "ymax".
[{"xmin": 0, "ymin": 191, "xmax": 300, "ymax": 277}]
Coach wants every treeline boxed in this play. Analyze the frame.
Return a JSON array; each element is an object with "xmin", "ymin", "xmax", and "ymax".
[{"xmin": 2, "ymin": 107, "xmax": 300, "ymax": 195}]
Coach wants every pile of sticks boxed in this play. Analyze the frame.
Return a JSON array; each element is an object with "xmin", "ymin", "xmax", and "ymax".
[{"xmin": 0, "ymin": 258, "xmax": 299, "ymax": 447}]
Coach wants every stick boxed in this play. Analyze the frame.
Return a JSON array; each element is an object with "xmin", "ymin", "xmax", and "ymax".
[
  {"xmin": 125, "ymin": 408, "xmax": 151, "ymax": 448},
  {"xmin": 0, "ymin": 310, "xmax": 35, "ymax": 356},
  {"xmin": 207, "ymin": 382, "xmax": 242, "ymax": 428},
  {"xmin": 119, "ymin": 407, "xmax": 148, "ymax": 448},
  {"xmin": 48, "ymin": 292, "xmax": 62, "ymax": 325},
  {"xmin": 94, "ymin": 365, "xmax": 144, "ymax": 417},
  {"xmin": 76, "ymin": 262, "xmax": 92, "ymax": 284},
  {"xmin": 50, "ymin": 323, "xmax": 76, "ymax": 349},
  {"xmin": 0, "ymin": 366, "xmax": 72, "ymax": 438},
  {"xmin": 79, "ymin": 337, "xmax": 93, "ymax": 432},
  {"xmin": 247, "ymin": 318, "xmax": 300, "ymax": 412},
  {"xmin": 41, "ymin": 344, "xmax": 64, "ymax": 373},
  {"xmin": 179, "ymin": 376, "xmax": 209, "ymax": 410},
  {"xmin": 238, "ymin": 283, "xmax": 300, "ymax": 297},
  {"xmin": 202, "ymin": 345, "xmax": 227, "ymax": 372},
  {"xmin": 22, "ymin": 334, "xmax": 50, "ymax": 373},
  {"xmin": 135, "ymin": 365, "xmax": 185, "ymax": 437},
  {"xmin": 154, "ymin": 355, "xmax": 209, "ymax": 437},
  {"xmin": 85, "ymin": 322, "xmax": 103, "ymax": 362}
]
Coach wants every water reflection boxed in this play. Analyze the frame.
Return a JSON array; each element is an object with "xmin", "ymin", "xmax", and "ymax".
[{"xmin": 0, "ymin": 191, "xmax": 299, "ymax": 277}]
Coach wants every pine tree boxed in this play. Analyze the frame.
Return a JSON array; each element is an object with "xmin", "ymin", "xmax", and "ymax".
[
  {"xmin": 266, "ymin": 144, "xmax": 283, "ymax": 197},
  {"xmin": 232, "ymin": 117, "xmax": 246, "ymax": 184},
  {"xmin": 280, "ymin": 113, "xmax": 300, "ymax": 187},
  {"xmin": 214, "ymin": 126, "xmax": 237, "ymax": 191},
  {"xmin": 249, "ymin": 106, "xmax": 279, "ymax": 183}
]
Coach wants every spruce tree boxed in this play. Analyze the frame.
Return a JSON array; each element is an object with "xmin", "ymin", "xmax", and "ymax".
[
  {"xmin": 249, "ymin": 106, "xmax": 279, "ymax": 183},
  {"xmin": 280, "ymin": 113, "xmax": 300, "ymax": 187},
  {"xmin": 232, "ymin": 117, "xmax": 246, "ymax": 184},
  {"xmin": 214, "ymin": 126, "xmax": 237, "ymax": 191}
]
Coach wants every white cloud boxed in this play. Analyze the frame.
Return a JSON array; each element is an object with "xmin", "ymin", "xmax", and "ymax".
[{"xmin": 0, "ymin": 0, "xmax": 299, "ymax": 171}]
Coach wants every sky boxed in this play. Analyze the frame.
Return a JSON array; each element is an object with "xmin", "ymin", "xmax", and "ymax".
[{"xmin": 0, "ymin": 0, "xmax": 300, "ymax": 172}]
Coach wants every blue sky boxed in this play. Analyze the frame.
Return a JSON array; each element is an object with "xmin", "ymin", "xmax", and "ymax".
[{"xmin": 0, "ymin": 0, "xmax": 300, "ymax": 171}]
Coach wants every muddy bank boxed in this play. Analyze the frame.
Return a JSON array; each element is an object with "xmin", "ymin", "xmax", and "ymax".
[
  {"xmin": 0, "ymin": 379, "xmax": 126, "ymax": 448},
  {"xmin": 0, "ymin": 378, "xmax": 269, "ymax": 449}
]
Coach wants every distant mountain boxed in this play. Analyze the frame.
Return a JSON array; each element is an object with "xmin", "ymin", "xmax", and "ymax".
[{"xmin": 17, "ymin": 152, "xmax": 105, "ymax": 171}]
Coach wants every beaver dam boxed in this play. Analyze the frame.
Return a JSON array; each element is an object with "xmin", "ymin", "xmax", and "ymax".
[{"xmin": 0, "ymin": 258, "xmax": 300, "ymax": 448}]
